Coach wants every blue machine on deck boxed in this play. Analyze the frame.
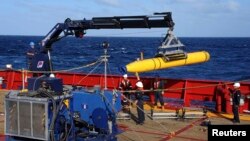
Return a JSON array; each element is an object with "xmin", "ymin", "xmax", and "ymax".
[
  {"xmin": 5, "ymin": 77, "xmax": 122, "ymax": 141},
  {"xmin": 70, "ymin": 88, "xmax": 121, "ymax": 140}
]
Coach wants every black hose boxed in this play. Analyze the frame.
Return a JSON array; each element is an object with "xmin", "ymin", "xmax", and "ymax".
[
  {"xmin": 51, "ymin": 97, "xmax": 65, "ymax": 141},
  {"xmin": 60, "ymin": 120, "xmax": 68, "ymax": 141},
  {"xmin": 40, "ymin": 90, "xmax": 57, "ymax": 141},
  {"xmin": 43, "ymin": 92, "xmax": 56, "ymax": 141},
  {"xmin": 64, "ymin": 114, "xmax": 73, "ymax": 140}
]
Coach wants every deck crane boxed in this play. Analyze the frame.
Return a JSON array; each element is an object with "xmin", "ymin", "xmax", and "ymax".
[
  {"xmin": 31, "ymin": 12, "xmax": 209, "ymax": 74},
  {"xmin": 41, "ymin": 12, "xmax": 175, "ymax": 50}
]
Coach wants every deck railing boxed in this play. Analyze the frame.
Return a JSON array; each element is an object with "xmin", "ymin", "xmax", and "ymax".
[{"xmin": 0, "ymin": 70, "xmax": 250, "ymax": 113}]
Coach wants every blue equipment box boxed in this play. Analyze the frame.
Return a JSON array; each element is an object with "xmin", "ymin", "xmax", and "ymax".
[
  {"xmin": 70, "ymin": 89, "xmax": 122, "ymax": 125},
  {"xmin": 28, "ymin": 77, "xmax": 63, "ymax": 93}
]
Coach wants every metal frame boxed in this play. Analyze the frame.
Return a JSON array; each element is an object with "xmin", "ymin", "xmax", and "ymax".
[
  {"xmin": 116, "ymin": 112, "xmax": 131, "ymax": 120},
  {"xmin": 150, "ymin": 109, "xmax": 180, "ymax": 119},
  {"xmin": 5, "ymin": 97, "xmax": 49, "ymax": 140},
  {"xmin": 156, "ymin": 28, "xmax": 187, "ymax": 60}
]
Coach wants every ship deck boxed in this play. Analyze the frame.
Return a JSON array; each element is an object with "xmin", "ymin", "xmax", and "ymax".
[
  {"xmin": 1, "ymin": 90, "xmax": 250, "ymax": 141},
  {"xmin": 116, "ymin": 107, "xmax": 250, "ymax": 141},
  {"xmin": 117, "ymin": 111, "xmax": 250, "ymax": 141}
]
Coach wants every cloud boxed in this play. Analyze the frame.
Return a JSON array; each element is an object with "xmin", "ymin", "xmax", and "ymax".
[
  {"xmin": 227, "ymin": 1, "xmax": 239, "ymax": 11},
  {"xmin": 175, "ymin": 0, "xmax": 199, "ymax": 3},
  {"xmin": 94, "ymin": 0, "xmax": 120, "ymax": 7},
  {"xmin": 162, "ymin": 0, "xmax": 240, "ymax": 14},
  {"xmin": 197, "ymin": 1, "xmax": 240, "ymax": 14}
]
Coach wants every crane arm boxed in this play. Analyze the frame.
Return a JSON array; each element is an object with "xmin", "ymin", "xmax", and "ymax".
[{"xmin": 41, "ymin": 12, "xmax": 174, "ymax": 50}]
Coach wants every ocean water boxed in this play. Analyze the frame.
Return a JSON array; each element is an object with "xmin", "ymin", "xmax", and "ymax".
[{"xmin": 0, "ymin": 35, "xmax": 249, "ymax": 81}]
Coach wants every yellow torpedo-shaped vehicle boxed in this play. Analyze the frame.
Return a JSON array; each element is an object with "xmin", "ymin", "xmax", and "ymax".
[
  {"xmin": 126, "ymin": 51, "xmax": 210, "ymax": 73},
  {"xmin": 125, "ymin": 28, "xmax": 210, "ymax": 73}
]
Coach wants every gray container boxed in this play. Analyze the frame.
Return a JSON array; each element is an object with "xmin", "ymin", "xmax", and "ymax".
[{"xmin": 5, "ymin": 96, "xmax": 49, "ymax": 140}]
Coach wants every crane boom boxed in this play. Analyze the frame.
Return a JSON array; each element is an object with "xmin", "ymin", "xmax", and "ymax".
[{"xmin": 41, "ymin": 12, "xmax": 174, "ymax": 49}]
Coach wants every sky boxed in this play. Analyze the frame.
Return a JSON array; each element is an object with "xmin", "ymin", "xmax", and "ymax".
[{"xmin": 0, "ymin": 0, "xmax": 250, "ymax": 37}]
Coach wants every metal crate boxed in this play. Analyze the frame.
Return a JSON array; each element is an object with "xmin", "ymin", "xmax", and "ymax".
[{"xmin": 5, "ymin": 97, "xmax": 49, "ymax": 140}]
